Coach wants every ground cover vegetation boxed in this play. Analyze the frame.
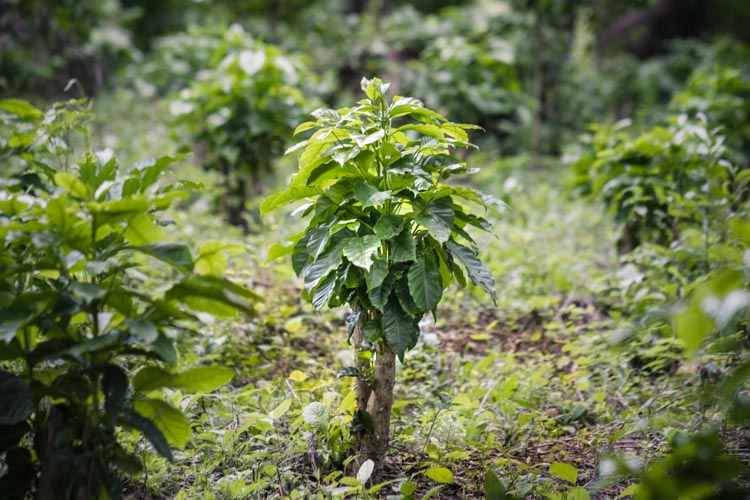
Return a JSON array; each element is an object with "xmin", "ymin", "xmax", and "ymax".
[{"xmin": 1, "ymin": 0, "xmax": 750, "ymax": 498}]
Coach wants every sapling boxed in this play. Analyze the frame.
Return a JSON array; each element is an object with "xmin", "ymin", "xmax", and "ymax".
[{"xmin": 263, "ymin": 77, "xmax": 497, "ymax": 480}]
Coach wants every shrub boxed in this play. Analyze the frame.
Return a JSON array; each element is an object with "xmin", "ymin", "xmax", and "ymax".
[
  {"xmin": 170, "ymin": 24, "xmax": 313, "ymax": 230},
  {"xmin": 263, "ymin": 77, "xmax": 497, "ymax": 480},
  {"xmin": 0, "ymin": 99, "xmax": 259, "ymax": 498}
]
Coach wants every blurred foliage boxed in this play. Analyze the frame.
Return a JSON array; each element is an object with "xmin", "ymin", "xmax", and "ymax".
[
  {"xmin": 0, "ymin": 98, "xmax": 258, "ymax": 498},
  {"xmin": 169, "ymin": 24, "xmax": 314, "ymax": 229}
]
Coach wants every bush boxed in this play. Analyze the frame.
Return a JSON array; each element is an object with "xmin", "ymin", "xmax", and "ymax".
[
  {"xmin": 0, "ymin": 98, "xmax": 259, "ymax": 498},
  {"xmin": 170, "ymin": 24, "xmax": 314, "ymax": 230}
]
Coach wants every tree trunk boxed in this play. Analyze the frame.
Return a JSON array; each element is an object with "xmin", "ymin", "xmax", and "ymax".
[
  {"xmin": 218, "ymin": 157, "xmax": 249, "ymax": 232},
  {"xmin": 350, "ymin": 311, "xmax": 397, "ymax": 483},
  {"xmin": 531, "ymin": 9, "xmax": 543, "ymax": 169}
]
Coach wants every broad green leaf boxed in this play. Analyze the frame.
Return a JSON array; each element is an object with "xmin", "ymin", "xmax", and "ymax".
[
  {"xmin": 124, "ymin": 213, "xmax": 162, "ymax": 245},
  {"xmin": 120, "ymin": 408, "xmax": 173, "ymax": 461},
  {"xmin": 354, "ymin": 181, "xmax": 391, "ymax": 208},
  {"xmin": 425, "ymin": 467, "xmax": 454, "ymax": 484},
  {"xmin": 381, "ymin": 299, "xmax": 419, "ymax": 361},
  {"xmin": 0, "ymin": 372, "xmax": 33, "ymax": 425},
  {"xmin": 549, "ymin": 462, "xmax": 578, "ymax": 484},
  {"xmin": 138, "ymin": 243, "xmax": 194, "ymax": 273},
  {"xmin": 126, "ymin": 318, "xmax": 159, "ymax": 343},
  {"xmin": 270, "ymin": 399, "xmax": 292, "ymax": 420},
  {"xmin": 366, "ymin": 256, "xmax": 389, "ymax": 292},
  {"xmin": 304, "ymin": 239, "xmax": 346, "ymax": 293},
  {"xmin": 165, "ymin": 276, "xmax": 260, "ymax": 318},
  {"xmin": 391, "ymin": 228, "xmax": 417, "ymax": 262},
  {"xmin": 267, "ymin": 242, "xmax": 294, "ymax": 262},
  {"xmin": 369, "ymin": 274, "xmax": 395, "ymax": 312},
  {"xmin": 0, "ymin": 313, "xmax": 25, "ymax": 344},
  {"xmin": 343, "ymin": 236, "xmax": 380, "ymax": 270},
  {"xmin": 416, "ymin": 214, "xmax": 451, "ymax": 243},
  {"xmin": 407, "ymin": 257, "xmax": 442, "ymax": 311},
  {"xmin": 133, "ymin": 366, "xmax": 172, "ymax": 392},
  {"xmin": 673, "ymin": 305, "xmax": 713, "ymax": 355},
  {"xmin": 54, "ymin": 172, "xmax": 90, "ymax": 199},
  {"xmin": 312, "ymin": 272, "xmax": 338, "ymax": 310},
  {"xmin": 445, "ymin": 241, "xmax": 496, "ymax": 301},
  {"xmin": 0, "ymin": 99, "xmax": 42, "ymax": 120},
  {"xmin": 306, "ymin": 225, "xmax": 333, "ymax": 260},
  {"xmin": 195, "ymin": 241, "xmax": 244, "ymax": 276},
  {"xmin": 484, "ymin": 469, "xmax": 507, "ymax": 500},
  {"xmin": 171, "ymin": 367, "xmax": 235, "ymax": 392},
  {"xmin": 260, "ymin": 185, "xmax": 322, "ymax": 214},
  {"xmin": 289, "ymin": 370, "xmax": 308, "ymax": 382},
  {"xmin": 374, "ymin": 214, "xmax": 404, "ymax": 240},
  {"xmin": 134, "ymin": 399, "xmax": 190, "ymax": 449},
  {"xmin": 89, "ymin": 198, "xmax": 151, "ymax": 218},
  {"xmin": 568, "ymin": 487, "xmax": 590, "ymax": 500},
  {"xmin": 397, "ymin": 123, "xmax": 446, "ymax": 140},
  {"xmin": 68, "ymin": 282, "xmax": 107, "ymax": 303}
]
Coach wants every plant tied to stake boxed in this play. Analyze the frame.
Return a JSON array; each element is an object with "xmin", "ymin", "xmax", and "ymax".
[{"xmin": 263, "ymin": 77, "xmax": 498, "ymax": 479}]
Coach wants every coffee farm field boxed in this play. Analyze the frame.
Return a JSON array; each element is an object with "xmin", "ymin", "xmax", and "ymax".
[{"xmin": 1, "ymin": 1, "xmax": 749, "ymax": 498}]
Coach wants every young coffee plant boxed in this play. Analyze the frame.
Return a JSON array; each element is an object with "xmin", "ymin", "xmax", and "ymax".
[
  {"xmin": 0, "ymin": 99, "xmax": 259, "ymax": 499},
  {"xmin": 263, "ymin": 77, "xmax": 497, "ymax": 480},
  {"xmin": 170, "ymin": 24, "xmax": 312, "ymax": 230},
  {"xmin": 571, "ymin": 113, "xmax": 747, "ymax": 256}
]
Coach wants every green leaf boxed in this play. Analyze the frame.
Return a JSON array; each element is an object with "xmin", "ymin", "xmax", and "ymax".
[
  {"xmin": 362, "ymin": 320, "xmax": 382, "ymax": 343},
  {"xmin": 374, "ymin": 214, "xmax": 404, "ymax": 240},
  {"xmin": 407, "ymin": 257, "xmax": 442, "ymax": 311},
  {"xmin": 343, "ymin": 236, "xmax": 380, "ymax": 270},
  {"xmin": 267, "ymin": 242, "xmax": 294, "ymax": 262},
  {"xmin": 425, "ymin": 467, "xmax": 454, "ymax": 484},
  {"xmin": 567, "ymin": 487, "xmax": 590, "ymax": 500},
  {"xmin": 138, "ymin": 243, "xmax": 194, "ymax": 273},
  {"xmin": 53, "ymin": 172, "xmax": 91, "ymax": 199},
  {"xmin": 124, "ymin": 213, "xmax": 162, "ymax": 245},
  {"xmin": 165, "ymin": 276, "xmax": 260, "ymax": 318},
  {"xmin": 416, "ymin": 214, "xmax": 452, "ymax": 243},
  {"xmin": 549, "ymin": 462, "xmax": 578, "ymax": 484},
  {"xmin": 134, "ymin": 399, "xmax": 190, "ymax": 449},
  {"xmin": 69, "ymin": 282, "xmax": 107, "ymax": 304},
  {"xmin": 126, "ymin": 318, "xmax": 159, "ymax": 343},
  {"xmin": 133, "ymin": 366, "xmax": 173, "ymax": 392},
  {"xmin": 484, "ymin": 469, "xmax": 507, "ymax": 500},
  {"xmin": 171, "ymin": 367, "xmax": 235, "ymax": 392},
  {"xmin": 195, "ymin": 241, "xmax": 244, "ymax": 276},
  {"xmin": 673, "ymin": 305, "xmax": 713, "ymax": 355},
  {"xmin": 304, "ymin": 238, "xmax": 346, "ymax": 293},
  {"xmin": 306, "ymin": 225, "xmax": 333, "ymax": 260},
  {"xmin": 392, "ymin": 228, "xmax": 416, "ymax": 263},
  {"xmin": 381, "ymin": 299, "xmax": 419, "ymax": 361},
  {"xmin": 0, "ymin": 372, "xmax": 33, "ymax": 425},
  {"xmin": 0, "ymin": 315, "xmax": 25, "ymax": 344},
  {"xmin": 369, "ymin": 274, "xmax": 395, "ymax": 312},
  {"xmin": 354, "ymin": 181, "xmax": 391, "ymax": 208},
  {"xmin": 120, "ymin": 408, "xmax": 173, "ymax": 461},
  {"xmin": 312, "ymin": 272, "xmax": 338, "ymax": 310},
  {"xmin": 0, "ymin": 99, "xmax": 42, "ymax": 120},
  {"xmin": 445, "ymin": 241, "xmax": 496, "ymax": 301},
  {"xmin": 261, "ymin": 185, "xmax": 322, "ymax": 214},
  {"xmin": 134, "ymin": 366, "xmax": 234, "ymax": 393},
  {"xmin": 365, "ymin": 257, "xmax": 389, "ymax": 292}
]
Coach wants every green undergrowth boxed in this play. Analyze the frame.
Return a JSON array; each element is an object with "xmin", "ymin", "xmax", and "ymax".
[{"xmin": 109, "ymin": 157, "xmax": 729, "ymax": 499}]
